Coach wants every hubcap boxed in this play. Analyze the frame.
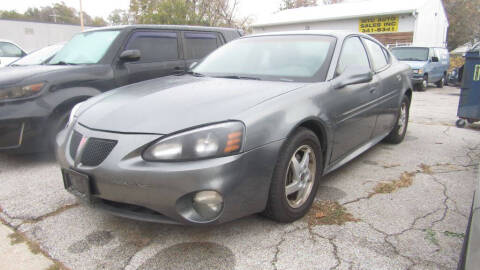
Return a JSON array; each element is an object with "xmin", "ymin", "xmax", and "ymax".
[
  {"xmin": 284, "ymin": 145, "xmax": 316, "ymax": 208},
  {"xmin": 422, "ymin": 79, "xmax": 427, "ymax": 88},
  {"xmin": 397, "ymin": 102, "xmax": 407, "ymax": 135}
]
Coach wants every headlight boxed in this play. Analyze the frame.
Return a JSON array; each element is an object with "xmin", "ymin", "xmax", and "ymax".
[
  {"xmin": 413, "ymin": 69, "xmax": 424, "ymax": 74},
  {"xmin": 0, "ymin": 82, "xmax": 45, "ymax": 100},
  {"xmin": 143, "ymin": 121, "xmax": 245, "ymax": 161},
  {"xmin": 66, "ymin": 102, "xmax": 85, "ymax": 128}
]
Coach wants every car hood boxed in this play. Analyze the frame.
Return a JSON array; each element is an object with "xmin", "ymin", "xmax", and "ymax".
[
  {"xmin": 78, "ymin": 75, "xmax": 306, "ymax": 134},
  {"xmin": 399, "ymin": 61, "xmax": 426, "ymax": 70},
  {"xmin": 0, "ymin": 65, "xmax": 72, "ymax": 86}
]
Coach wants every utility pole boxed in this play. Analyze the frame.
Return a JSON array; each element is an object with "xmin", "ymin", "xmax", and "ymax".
[{"xmin": 79, "ymin": 0, "xmax": 84, "ymax": 31}]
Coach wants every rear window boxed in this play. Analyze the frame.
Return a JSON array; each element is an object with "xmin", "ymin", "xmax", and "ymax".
[
  {"xmin": 0, "ymin": 42, "xmax": 23, "ymax": 57},
  {"xmin": 183, "ymin": 32, "xmax": 221, "ymax": 60}
]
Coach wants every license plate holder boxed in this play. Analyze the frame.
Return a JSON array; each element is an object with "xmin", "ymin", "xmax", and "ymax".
[{"xmin": 62, "ymin": 169, "xmax": 91, "ymax": 202}]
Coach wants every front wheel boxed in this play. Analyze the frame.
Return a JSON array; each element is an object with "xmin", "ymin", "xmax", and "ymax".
[
  {"xmin": 417, "ymin": 75, "xmax": 428, "ymax": 91},
  {"xmin": 47, "ymin": 109, "xmax": 71, "ymax": 151},
  {"xmin": 435, "ymin": 75, "xmax": 445, "ymax": 88},
  {"xmin": 384, "ymin": 95, "xmax": 410, "ymax": 144},
  {"xmin": 263, "ymin": 128, "xmax": 323, "ymax": 222}
]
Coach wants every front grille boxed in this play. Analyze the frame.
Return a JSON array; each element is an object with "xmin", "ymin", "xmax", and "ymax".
[
  {"xmin": 69, "ymin": 131, "xmax": 82, "ymax": 158},
  {"xmin": 80, "ymin": 138, "xmax": 117, "ymax": 166}
]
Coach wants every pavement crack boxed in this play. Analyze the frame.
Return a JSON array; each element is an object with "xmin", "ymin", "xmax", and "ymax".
[
  {"xmin": 270, "ymin": 231, "xmax": 286, "ymax": 270},
  {"xmin": 20, "ymin": 203, "xmax": 80, "ymax": 224}
]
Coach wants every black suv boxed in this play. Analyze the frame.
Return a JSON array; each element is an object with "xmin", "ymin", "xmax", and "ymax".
[{"xmin": 0, "ymin": 25, "xmax": 241, "ymax": 152}]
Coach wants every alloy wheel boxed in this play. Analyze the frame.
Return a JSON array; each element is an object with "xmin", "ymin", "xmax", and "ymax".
[{"xmin": 284, "ymin": 145, "xmax": 316, "ymax": 208}]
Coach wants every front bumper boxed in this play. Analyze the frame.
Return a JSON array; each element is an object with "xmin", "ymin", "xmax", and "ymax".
[
  {"xmin": 409, "ymin": 73, "xmax": 424, "ymax": 84},
  {"xmin": 56, "ymin": 123, "xmax": 283, "ymax": 225}
]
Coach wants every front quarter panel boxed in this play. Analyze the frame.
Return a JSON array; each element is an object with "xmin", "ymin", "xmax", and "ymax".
[{"xmin": 235, "ymin": 82, "xmax": 335, "ymax": 168}]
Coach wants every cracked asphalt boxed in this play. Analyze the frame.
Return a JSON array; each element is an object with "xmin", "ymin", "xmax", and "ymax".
[{"xmin": 0, "ymin": 85, "xmax": 479, "ymax": 270}]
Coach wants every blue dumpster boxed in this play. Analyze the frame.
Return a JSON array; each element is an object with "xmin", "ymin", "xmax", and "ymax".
[{"xmin": 456, "ymin": 44, "xmax": 480, "ymax": 128}]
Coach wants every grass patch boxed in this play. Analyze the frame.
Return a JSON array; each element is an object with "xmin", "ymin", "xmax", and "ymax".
[
  {"xmin": 369, "ymin": 172, "xmax": 415, "ymax": 197},
  {"xmin": 419, "ymin": 163, "xmax": 433, "ymax": 174},
  {"xmin": 308, "ymin": 200, "xmax": 359, "ymax": 226},
  {"xmin": 7, "ymin": 231, "xmax": 42, "ymax": 254},
  {"xmin": 424, "ymin": 229, "xmax": 439, "ymax": 245},
  {"xmin": 444, "ymin": 231, "xmax": 465, "ymax": 238}
]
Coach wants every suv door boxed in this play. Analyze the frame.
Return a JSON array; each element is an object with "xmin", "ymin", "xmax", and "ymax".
[
  {"xmin": 182, "ymin": 31, "xmax": 224, "ymax": 68},
  {"xmin": 115, "ymin": 30, "xmax": 185, "ymax": 86},
  {"xmin": 330, "ymin": 36, "xmax": 379, "ymax": 162},
  {"xmin": 362, "ymin": 37, "xmax": 401, "ymax": 137}
]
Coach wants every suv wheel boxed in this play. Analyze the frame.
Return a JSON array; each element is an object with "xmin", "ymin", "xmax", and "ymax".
[
  {"xmin": 384, "ymin": 95, "xmax": 410, "ymax": 144},
  {"xmin": 47, "ymin": 109, "xmax": 71, "ymax": 151},
  {"xmin": 435, "ymin": 75, "xmax": 445, "ymax": 88},
  {"xmin": 263, "ymin": 128, "xmax": 322, "ymax": 222}
]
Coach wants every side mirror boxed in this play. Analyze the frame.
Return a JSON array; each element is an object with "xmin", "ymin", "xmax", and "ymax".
[
  {"xmin": 431, "ymin": 56, "xmax": 439, "ymax": 62},
  {"xmin": 334, "ymin": 65, "xmax": 373, "ymax": 89},
  {"xmin": 119, "ymin": 49, "xmax": 141, "ymax": 62},
  {"xmin": 189, "ymin": 62, "xmax": 198, "ymax": 70}
]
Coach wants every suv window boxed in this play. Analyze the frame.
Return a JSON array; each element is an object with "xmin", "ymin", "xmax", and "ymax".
[
  {"xmin": 183, "ymin": 32, "xmax": 220, "ymax": 60},
  {"xmin": 126, "ymin": 31, "xmax": 179, "ymax": 62},
  {"xmin": 336, "ymin": 37, "xmax": 370, "ymax": 75},
  {"xmin": 0, "ymin": 42, "xmax": 23, "ymax": 57},
  {"xmin": 363, "ymin": 38, "xmax": 388, "ymax": 71}
]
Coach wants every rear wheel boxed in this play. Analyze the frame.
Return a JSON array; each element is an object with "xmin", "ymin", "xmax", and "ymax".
[
  {"xmin": 384, "ymin": 95, "xmax": 410, "ymax": 144},
  {"xmin": 263, "ymin": 128, "xmax": 322, "ymax": 222},
  {"xmin": 435, "ymin": 75, "xmax": 445, "ymax": 88}
]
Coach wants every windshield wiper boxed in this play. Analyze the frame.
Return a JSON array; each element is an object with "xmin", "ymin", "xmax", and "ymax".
[
  {"xmin": 49, "ymin": 61, "xmax": 78, "ymax": 65},
  {"xmin": 185, "ymin": 71, "xmax": 205, "ymax": 77},
  {"xmin": 214, "ymin": 75, "xmax": 261, "ymax": 80}
]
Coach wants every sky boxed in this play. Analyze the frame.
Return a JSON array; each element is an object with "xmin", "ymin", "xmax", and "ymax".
[{"xmin": 1, "ymin": 0, "xmax": 366, "ymax": 23}]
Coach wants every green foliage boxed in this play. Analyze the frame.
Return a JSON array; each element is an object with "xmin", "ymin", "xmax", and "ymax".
[
  {"xmin": 424, "ymin": 229, "xmax": 439, "ymax": 246},
  {"xmin": 444, "ymin": 231, "xmax": 465, "ymax": 238},
  {"xmin": 0, "ymin": 1, "xmax": 106, "ymax": 26},
  {"xmin": 128, "ymin": 0, "xmax": 250, "ymax": 29},
  {"xmin": 279, "ymin": 0, "xmax": 342, "ymax": 11}
]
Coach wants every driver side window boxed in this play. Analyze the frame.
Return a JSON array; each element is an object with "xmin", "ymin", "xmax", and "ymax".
[{"xmin": 336, "ymin": 37, "xmax": 370, "ymax": 76}]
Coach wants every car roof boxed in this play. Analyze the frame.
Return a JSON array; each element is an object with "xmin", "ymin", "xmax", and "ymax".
[
  {"xmin": 392, "ymin": 46, "xmax": 447, "ymax": 49},
  {"xmin": 83, "ymin": 24, "xmax": 240, "ymax": 33},
  {"xmin": 245, "ymin": 30, "xmax": 372, "ymax": 40}
]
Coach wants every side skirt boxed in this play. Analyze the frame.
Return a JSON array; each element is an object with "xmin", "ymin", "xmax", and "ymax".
[{"xmin": 323, "ymin": 131, "xmax": 390, "ymax": 175}]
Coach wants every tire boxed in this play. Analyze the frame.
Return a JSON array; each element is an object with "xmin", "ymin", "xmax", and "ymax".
[
  {"xmin": 47, "ymin": 109, "xmax": 71, "ymax": 151},
  {"xmin": 435, "ymin": 75, "xmax": 445, "ymax": 88},
  {"xmin": 456, "ymin": 119, "xmax": 467, "ymax": 128},
  {"xmin": 417, "ymin": 75, "xmax": 428, "ymax": 91},
  {"xmin": 263, "ymin": 128, "xmax": 323, "ymax": 222},
  {"xmin": 384, "ymin": 95, "xmax": 410, "ymax": 144}
]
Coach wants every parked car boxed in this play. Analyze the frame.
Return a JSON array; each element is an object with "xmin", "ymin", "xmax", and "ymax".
[
  {"xmin": 0, "ymin": 25, "xmax": 241, "ymax": 152},
  {"xmin": 0, "ymin": 39, "xmax": 27, "ymax": 67},
  {"xmin": 448, "ymin": 65, "xmax": 464, "ymax": 87},
  {"xmin": 8, "ymin": 43, "xmax": 64, "ymax": 67},
  {"xmin": 391, "ymin": 46, "xmax": 449, "ymax": 91},
  {"xmin": 56, "ymin": 31, "xmax": 413, "ymax": 225}
]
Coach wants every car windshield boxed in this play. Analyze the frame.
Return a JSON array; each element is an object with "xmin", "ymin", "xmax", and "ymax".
[
  {"xmin": 10, "ymin": 43, "xmax": 64, "ymax": 66},
  {"xmin": 391, "ymin": 47, "xmax": 429, "ymax": 61},
  {"xmin": 192, "ymin": 35, "xmax": 336, "ymax": 82},
  {"xmin": 48, "ymin": 30, "xmax": 120, "ymax": 65}
]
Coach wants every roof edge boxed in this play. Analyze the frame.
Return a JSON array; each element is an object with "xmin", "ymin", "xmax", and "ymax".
[{"xmin": 252, "ymin": 10, "xmax": 415, "ymax": 28}]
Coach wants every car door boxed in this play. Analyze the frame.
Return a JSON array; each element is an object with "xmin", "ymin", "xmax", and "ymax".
[
  {"xmin": 329, "ymin": 36, "xmax": 380, "ymax": 162},
  {"xmin": 182, "ymin": 31, "xmax": 224, "ymax": 68},
  {"xmin": 0, "ymin": 41, "xmax": 25, "ymax": 67},
  {"xmin": 362, "ymin": 37, "xmax": 401, "ymax": 137},
  {"xmin": 114, "ymin": 30, "xmax": 186, "ymax": 86}
]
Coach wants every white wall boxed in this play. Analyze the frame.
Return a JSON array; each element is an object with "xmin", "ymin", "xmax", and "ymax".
[
  {"xmin": 0, "ymin": 19, "xmax": 94, "ymax": 52},
  {"xmin": 252, "ymin": 14, "xmax": 416, "ymax": 34},
  {"xmin": 413, "ymin": 0, "xmax": 449, "ymax": 47}
]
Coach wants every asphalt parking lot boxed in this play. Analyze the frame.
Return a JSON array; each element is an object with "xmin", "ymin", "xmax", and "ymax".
[{"xmin": 0, "ymin": 85, "xmax": 479, "ymax": 270}]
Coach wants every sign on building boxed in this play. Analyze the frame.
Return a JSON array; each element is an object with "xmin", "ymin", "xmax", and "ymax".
[{"xmin": 359, "ymin": 15, "xmax": 399, "ymax": 33}]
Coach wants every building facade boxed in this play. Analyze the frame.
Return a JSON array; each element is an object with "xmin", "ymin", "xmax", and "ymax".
[
  {"xmin": 0, "ymin": 19, "xmax": 94, "ymax": 52},
  {"xmin": 252, "ymin": 0, "xmax": 448, "ymax": 48}
]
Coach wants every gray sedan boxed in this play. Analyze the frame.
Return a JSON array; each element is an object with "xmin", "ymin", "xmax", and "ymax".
[{"xmin": 56, "ymin": 31, "xmax": 412, "ymax": 225}]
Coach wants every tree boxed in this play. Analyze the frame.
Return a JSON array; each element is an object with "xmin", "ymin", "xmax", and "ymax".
[
  {"xmin": 0, "ymin": 1, "xmax": 107, "ymax": 27},
  {"xmin": 280, "ymin": 0, "xmax": 317, "ymax": 10},
  {"xmin": 443, "ymin": 0, "xmax": 480, "ymax": 50},
  {"xmin": 129, "ymin": 0, "xmax": 249, "ymax": 29},
  {"xmin": 108, "ymin": 9, "xmax": 133, "ymax": 25}
]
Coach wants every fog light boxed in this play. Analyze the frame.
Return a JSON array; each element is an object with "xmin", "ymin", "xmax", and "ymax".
[{"xmin": 193, "ymin": 191, "xmax": 223, "ymax": 219}]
